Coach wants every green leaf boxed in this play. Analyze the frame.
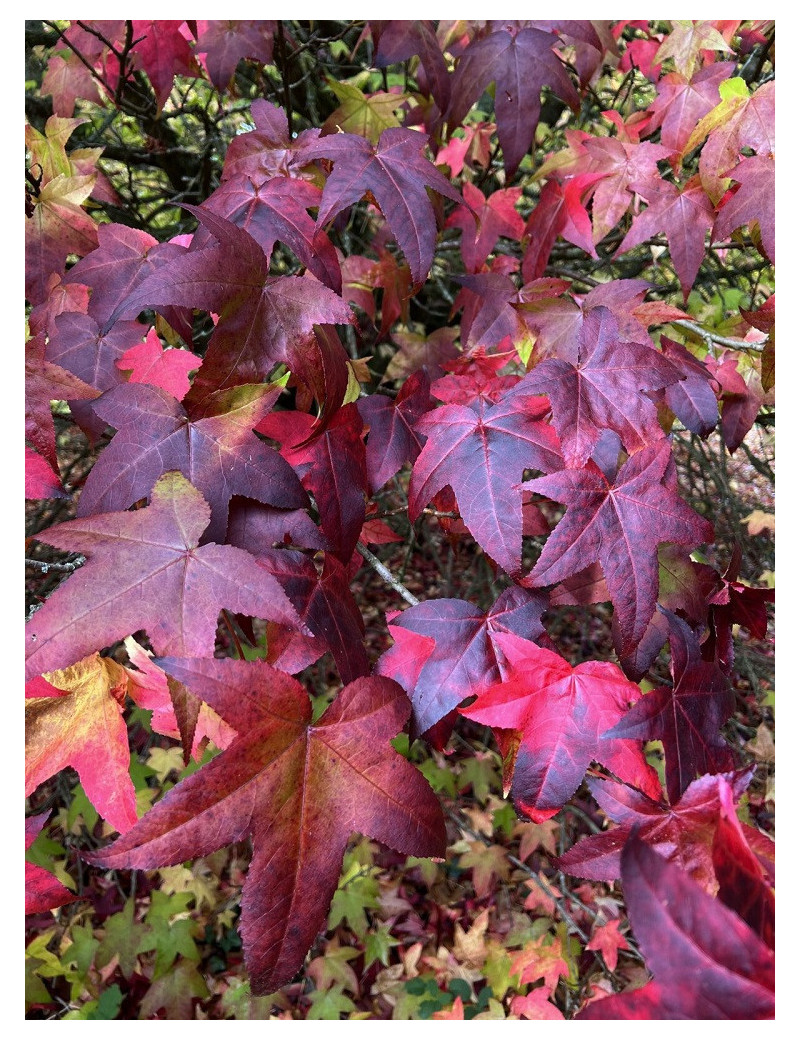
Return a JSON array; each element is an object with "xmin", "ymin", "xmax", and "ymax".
[{"xmin": 306, "ymin": 984, "xmax": 358, "ymax": 1019}]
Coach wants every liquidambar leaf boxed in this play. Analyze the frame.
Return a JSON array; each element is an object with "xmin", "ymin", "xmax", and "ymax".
[
  {"xmin": 88, "ymin": 663, "xmax": 446, "ymax": 994},
  {"xmin": 578, "ymin": 836, "xmax": 774, "ymax": 1019},
  {"xmin": 25, "ymin": 472, "xmax": 306, "ymax": 679},
  {"xmin": 26, "ymin": 653, "xmax": 137, "ymax": 833}
]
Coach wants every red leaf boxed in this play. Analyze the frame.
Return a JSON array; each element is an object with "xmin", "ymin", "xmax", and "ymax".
[
  {"xmin": 88, "ymin": 665, "xmax": 446, "ymax": 994},
  {"xmin": 712, "ymin": 776, "xmax": 775, "ymax": 947},
  {"xmin": 26, "ymin": 653, "xmax": 138, "ymax": 832},
  {"xmin": 302, "ymin": 126, "xmax": 462, "ymax": 286},
  {"xmin": 409, "ymin": 392, "xmax": 562, "ymax": 576},
  {"xmin": 76, "ymin": 382, "xmax": 307, "ymax": 544},
  {"xmin": 116, "ymin": 329, "xmax": 200, "ymax": 401},
  {"xmin": 558, "ymin": 768, "xmax": 755, "ymax": 888},
  {"xmin": 524, "ymin": 443, "xmax": 713, "ymax": 655},
  {"xmin": 460, "ymin": 632, "xmax": 659, "ymax": 821},
  {"xmin": 446, "ymin": 181, "xmax": 524, "ymax": 272},
  {"xmin": 713, "ymin": 154, "xmax": 775, "ymax": 263},
  {"xmin": 25, "ymin": 813, "xmax": 78, "ymax": 915},
  {"xmin": 25, "ymin": 446, "xmax": 67, "ymax": 500},
  {"xmin": 605, "ymin": 610, "xmax": 734, "ymax": 803},
  {"xmin": 25, "ymin": 472, "xmax": 307, "ymax": 680},
  {"xmin": 379, "ymin": 587, "xmax": 548, "ymax": 738},
  {"xmin": 257, "ymin": 404, "xmax": 368, "ymax": 563},
  {"xmin": 578, "ymin": 836, "xmax": 774, "ymax": 1019}
]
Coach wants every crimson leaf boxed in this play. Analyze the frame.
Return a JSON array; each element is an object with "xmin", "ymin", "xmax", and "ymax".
[{"xmin": 88, "ymin": 664, "xmax": 446, "ymax": 994}]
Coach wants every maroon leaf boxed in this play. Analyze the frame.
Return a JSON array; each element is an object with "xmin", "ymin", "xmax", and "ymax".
[
  {"xmin": 25, "ymin": 472, "xmax": 307, "ymax": 680},
  {"xmin": 447, "ymin": 23, "xmax": 579, "ymax": 176},
  {"xmin": 46, "ymin": 312, "xmax": 147, "ymax": 392},
  {"xmin": 197, "ymin": 174, "xmax": 341, "ymax": 291},
  {"xmin": 460, "ymin": 632, "xmax": 660, "ymax": 822},
  {"xmin": 76, "ymin": 382, "xmax": 307, "ymax": 544},
  {"xmin": 87, "ymin": 665, "xmax": 446, "ymax": 994},
  {"xmin": 379, "ymin": 587, "xmax": 548, "ymax": 738},
  {"xmin": 104, "ymin": 207, "xmax": 354, "ymax": 413},
  {"xmin": 64, "ymin": 222, "xmax": 189, "ymax": 329},
  {"xmin": 705, "ymin": 546, "xmax": 774, "ymax": 672},
  {"xmin": 408, "ymin": 393, "xmax": 562, "ymax": 576},
  {"xmin": 578, "ymin": 836, "xmax": 774, "ymax": 1019},
  {"xmin": 515, "ymin": 307, "xmax": 682, "ymax": 465},
  {"xmin": 658, "ymin": 336, "xmax": 720, "ymax": 436},
  {"xmin": 371, "ymin": 20, "xmax": 451, "ymax": 113},
  {"xmin": 358, "ymin": 370, "xmax": 432, "ymax": 492},
  {"xmin": 195, "ymin": 20, "xmax": 275, "ymax": 89},
  {"xmin": 257, "ymin": 404, "xmax": 368, "ymax": 563},
  {"xmin": 524, "ymin": 442, "xmax": 713, "ymax": 655},
  {"xmin": 558, "ymin": 768, "xmax": 755, "ymax": 888},
  {"xmin": 605, "ymin": 610, "xmax": 734, "ymax": 803},
  {"xmin": 302, "ymin": 126, "xmax": 462, "ymax": 286}
]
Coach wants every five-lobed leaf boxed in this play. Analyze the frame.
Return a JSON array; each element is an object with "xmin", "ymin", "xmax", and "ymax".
[
  {"xmin": 87, "ymin": 662, "xmax": 446, "ymax": 994},
  {"xmin": 25, "ymin": 472, "xmax": 307, "ymax": 680}
]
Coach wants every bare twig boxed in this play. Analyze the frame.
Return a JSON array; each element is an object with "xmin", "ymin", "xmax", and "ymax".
[{"xmin": 357, "ymin": 543, "xmax": 419, "ymax": 606}]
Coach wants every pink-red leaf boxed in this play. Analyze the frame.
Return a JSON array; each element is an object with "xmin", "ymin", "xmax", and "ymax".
[
  {"xmin": 578, "ymin": 836, "xmax": 774, "ymax": 1019},
  {"xmin": 460, "ymin": 632, "xmax": 660, "ymax": 821}
]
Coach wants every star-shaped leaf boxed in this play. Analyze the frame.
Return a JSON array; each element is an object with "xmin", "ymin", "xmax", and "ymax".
[
  {"xmin": 460, "ymin": 632, "xmax": 660, "ymax": 821},
  {"xmin": 605, "ymin": 610, "xmax": 735, "ymax": 803},
  {"xmin": 302, "ymin": 126, "xmax": 462, "ymax": 286},
  {"xmin": 88, "ymin": 663, "xmax": 446, "ymax": 994},
  {"xmin": 25, "ymin": 472, "xmax": 306, "ymax": 680},
  {"xmin": 447, "ymin": 23, "xmax": 579, "ymax": 176},
  {"xmin": 379, "ymin": 587, "xmax": 548, "ymax": 738},
  {"xmin": 515, "ymin": 307, "xmax": 682, "ymax": 465},
  {"xmin": 77, "ymin": 382, "xmax": 307, "ymax": 544},
  {"xmin": 523, "ymin": 442, "xmax": 714, "ymax": 655},
  {"xmin": 408, "ymin": 392, "xmax": 563, "ymax": 576},
  {"xmin": 26, "ymin": 653, "xmax": 138, "ymax": 833}
]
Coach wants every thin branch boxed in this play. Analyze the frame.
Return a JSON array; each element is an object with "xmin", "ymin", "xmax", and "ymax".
[
  {"xmin": 671, "ymin": 319, "xmax": 767, "ymax": 351},
  {"xmin": 357, "ymin": 543, "xmax": 419, "ymax": 606}
]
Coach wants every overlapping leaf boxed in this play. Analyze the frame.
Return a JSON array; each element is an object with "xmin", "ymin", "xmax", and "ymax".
[
  {"xmin": 408, "ymin": 392, "xmax": 562, "ymax": 576},
  {"xmin": 605, "ymin": 610, "xmax": 734, "ymax": 802},
  {"xmin": 379, "ymin": 587, "xmax": 549, "ymax": 738},
  {"xmin": 524, "ymin": 442, "xmax": 714, "ymax": 655},
  {"xmin": 302, "ymin": 127, "xmax": 462, "ymax": 286},
  {"xmin": 578, "ymin": 836, "xmax": 774, "ymax": 1019},
  {"xmin": 26, "ymin": 472, "xmax": 306, "ymax": 679},
  {"xmin": 76, "ymin": 382, "xmax": 307, "ymax": 544},
  {"xmin": 461, "ymin": 632, "xmax": 660, "ymax": 821},
  {"xmin": 26, "ymin": 653, "xmax": 137, "ymax": 833},
  {"xmin": 88, "ymin": 663, "xmax": 446, "ymax": 994}
]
